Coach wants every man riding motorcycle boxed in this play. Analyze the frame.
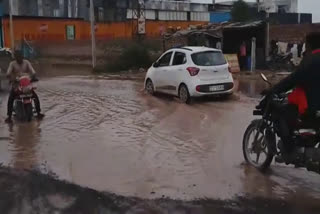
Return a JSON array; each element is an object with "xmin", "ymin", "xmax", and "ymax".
[
  {"xmin": 5, "ymin": 51, "xmax": 44, "ymax": 123},
  {"xmin": 263, "ymin": 32, "xmax": 320, "ymax": 161}
]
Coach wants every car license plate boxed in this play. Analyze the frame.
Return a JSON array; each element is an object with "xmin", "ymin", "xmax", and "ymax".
[{"xmin": 209, "ymin": 85, "xmax": 224, "ymax": 92}]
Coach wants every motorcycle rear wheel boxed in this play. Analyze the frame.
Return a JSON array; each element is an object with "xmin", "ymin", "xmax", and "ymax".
[
  {"xmin": 24, "ymin": 103, "xmax": 33, "ymax": 122},
  {"xmin": 243, "ymin": 119, "xmax": 274, "ymax": 171}
]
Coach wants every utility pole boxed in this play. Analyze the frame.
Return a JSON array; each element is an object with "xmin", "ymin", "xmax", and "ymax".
[
  {"xmin": 89, "ymin": 0, "xmax": 96, "ymax": 69},
  {"xmin": 132, "ymin": 0, "xmax": 145, "ymax": 39},
  {"xmin": 265, "ymin": 12, "xmax": 270, "ymax": 61},
  {"xmin": 9, "ymin": 0, "xmax": 15, "ymax": 53}
]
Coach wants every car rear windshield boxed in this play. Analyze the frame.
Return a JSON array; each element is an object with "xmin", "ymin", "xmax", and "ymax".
[{"xmin": 191, "ymin": 51, "xmax": 227, "ymax": 66}]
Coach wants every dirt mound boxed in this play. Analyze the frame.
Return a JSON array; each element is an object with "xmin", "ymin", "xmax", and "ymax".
[{"xmin": 0, "ymin": 167, "xmax": 318, "ymax": 214}]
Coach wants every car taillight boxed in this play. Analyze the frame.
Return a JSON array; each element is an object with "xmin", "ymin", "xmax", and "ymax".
[
  {"xmin": 228, "ymin": 66, "xmax": 232, "ymax": 73},
  {"xmin": 187, "ymin": 67, "xmax": 200, "ymax": 76}
]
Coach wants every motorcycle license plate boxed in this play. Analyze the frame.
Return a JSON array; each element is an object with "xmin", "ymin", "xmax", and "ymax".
[
  {"xmin": 209, "ymin": 85, "xmax": 224, "ymax": 92},
  {"xmin": 23, "ymin": 99, "xmax": 32, "ymax": 104},
  {"xmin": 20, "ymin": 94, "xmax": 33, "ymax": 98}
]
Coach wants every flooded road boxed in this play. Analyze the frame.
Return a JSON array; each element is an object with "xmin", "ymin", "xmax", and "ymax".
[{"xmin": 0, "ymin": 75, "xmax": 320, "ymax": 206}]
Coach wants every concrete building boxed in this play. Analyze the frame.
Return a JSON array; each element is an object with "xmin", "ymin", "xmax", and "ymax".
[
  {"xmin": 213, "ymin": 0, "xmax": 297, "ymax": 14},
  {"xmin": 0, "ymin": 0, "xmax": 215, "ymax": 21},
  {"xmin": 128, "ymin": 0, "xmax": 215, "ymax": 22},
  {"xmin": 143, "ymin": 0, "xmax": 214, "ymax": 12},
  {"xmin": 259, "ymin": 0, "xmax": 298, "ymax": 13},
  {"xmin": 0, "ymin": 0, "xmax": 82, "ymax": 18},
  {"xmin": 211, "ymin": 0, "xmax": 308, "ymax": 24}
]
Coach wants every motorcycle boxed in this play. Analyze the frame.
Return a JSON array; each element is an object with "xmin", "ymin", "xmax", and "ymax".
[
  {"xmin": 13, "ymin": 76, "xmax": 37, "ymax": 122},
  {"xmin": 268, "ymin": 52, "xmax": 296, "ymax": 71},
  {"xmin": 243, "ymin": 74, "xmax": 320, "ymax": 174}
]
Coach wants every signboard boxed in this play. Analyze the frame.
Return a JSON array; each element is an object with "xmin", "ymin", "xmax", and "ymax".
[
  {"xmin": 66, "ymin": 25, "xmax": 75, "ymax": 40},
  {"xmin": 138, "ymin": 18, "xmax": 146, "ymax": 34},
  {"xmin": 39, "ymin": 24, "xmax": 48, "ymax": 33},
  {"xmin": 224, "ymin": 54, "xmax": 240, "ymax": 73}
]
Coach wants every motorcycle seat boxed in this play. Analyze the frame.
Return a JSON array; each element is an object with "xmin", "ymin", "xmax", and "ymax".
[{"xmin": 298, "ymin": 116, "xmax": 320, "ymax": 129}]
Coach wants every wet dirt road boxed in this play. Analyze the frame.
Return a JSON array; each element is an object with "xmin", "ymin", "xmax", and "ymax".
[{"xmin": 0, "ymin": 75, "xmax": 320, "ymax": 205}]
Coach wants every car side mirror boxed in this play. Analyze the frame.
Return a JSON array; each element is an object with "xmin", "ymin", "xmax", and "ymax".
[{"xmin": 153, "ymin": 61, "xmax": 160, "ymax": 68}]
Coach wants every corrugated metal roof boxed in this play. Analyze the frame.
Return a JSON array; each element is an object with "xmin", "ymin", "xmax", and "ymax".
[
  {"xmin": 165, "ymin": 20, "xmax": 264, "ymax": 39},
  {"xmin": 223, "ymin": 20, "xmax": 264, "ymax": 29}
]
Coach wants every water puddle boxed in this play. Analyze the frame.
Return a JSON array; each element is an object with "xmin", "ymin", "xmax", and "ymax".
[{"xmin": 0, "ymin": 75, "xmax": 319, "ymax": 202}]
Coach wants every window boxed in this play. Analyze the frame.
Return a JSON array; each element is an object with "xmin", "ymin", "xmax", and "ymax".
[
  {"xmin": 68, "ymin": 0, "xmax": 72, "ymax": 18},
  {"xmin": 157, "ymin": 52, "xmax": 173, "ymax": 67},
  {"xmin": 98, "ymin": 7, "xmax": 104, "ymax": 22},
  {"xmin": 74, "ymin": 0, "xmax": 79, "ymax": 18},
  {"xmin": 191, "ymin": 51, "xmax": 227, "ymax": 66},
  {"xmin": 59, "ymin": 0, "xmax": 64, "ymax": 17},
  {"xmin": 37, "ymin": 0, "xmax": 43, "ymax": 16},
  {"xmin": 53, "ymin": 9, "xmax": 60, "ymax": 17},
  {"xmin": 278, "ymin": 5, "xmax": 287, "ymax": 13},
  {"xmin": 172, "ymin": 52, "xmax": 186, "ymax": 66}
]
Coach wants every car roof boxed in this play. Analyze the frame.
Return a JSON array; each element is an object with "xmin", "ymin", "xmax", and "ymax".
[{"xmin": 169, "ymin": 46, "xmax": 221, "ymax": 53}]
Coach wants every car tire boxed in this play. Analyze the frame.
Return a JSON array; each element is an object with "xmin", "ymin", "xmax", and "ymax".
[
  {"xmin": 179, "ymin": 84, "xmax": 191, "ymax": 104},
  {"xmin": 145, "ymin": 79, "xmax": 155, "ymax": 95}
]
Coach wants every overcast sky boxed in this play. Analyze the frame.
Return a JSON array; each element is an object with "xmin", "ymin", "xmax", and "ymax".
[{"xmin": 215, "ymin": 0, "xmax": 320, "ymax": 23}]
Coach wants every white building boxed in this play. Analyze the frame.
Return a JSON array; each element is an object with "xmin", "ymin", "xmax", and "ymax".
[{"xmin": 259, "ymin": 0, "xmax": 298, "ymax": 13}]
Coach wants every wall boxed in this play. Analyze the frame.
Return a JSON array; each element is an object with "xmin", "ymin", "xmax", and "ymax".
[
  {"xmin": 210, "ymin": 12, "xmax": 231, "ymax": 23},
  {"xmin": 1, "ymin": 17, "xmax": 207, "ymax": 47},
  {"xmin": 270, "ymin": 23, "xmax": 320, "ymax": 43},
  {"xmin": 256, "ymin": 12, "xmax": 312, "ymax": 25},
  {"xmin": 2, "ymin": 17, "xmax": 85, "ymax": 47}
]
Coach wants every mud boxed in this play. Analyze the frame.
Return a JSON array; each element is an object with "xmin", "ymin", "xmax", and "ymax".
[
  {"xmin": 0, "ymin": 74, "xmax": 320, "ymax": 213},
  {"xmin": 0, "ymin": 167, "xmax": 319, "ymax": 214}
]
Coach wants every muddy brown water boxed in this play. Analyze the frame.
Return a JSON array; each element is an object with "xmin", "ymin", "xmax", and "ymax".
[{"xmin": 0, "ymin": 75, "xmax": 320, "ymax": 206}]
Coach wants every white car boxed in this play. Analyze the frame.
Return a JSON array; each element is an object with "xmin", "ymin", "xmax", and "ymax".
[{"xmin": 144, "ymin": 46, "xmax": 234, "ymax": 103}]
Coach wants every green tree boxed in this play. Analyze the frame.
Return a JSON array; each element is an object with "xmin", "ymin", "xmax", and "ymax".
[{"xmin": 231, "ymin": 0, "xmax": 252, "ymax": 22}]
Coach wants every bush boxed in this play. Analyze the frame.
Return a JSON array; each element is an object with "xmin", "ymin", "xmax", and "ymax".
[{"xmin": 107, "ymin": 43, "xmax": 153, "ymax": 72}]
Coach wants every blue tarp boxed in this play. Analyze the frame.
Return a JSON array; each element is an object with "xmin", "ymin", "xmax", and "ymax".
[{"xmin": 210, "ymin": 12, "xmax": 231, "ymax": 23}]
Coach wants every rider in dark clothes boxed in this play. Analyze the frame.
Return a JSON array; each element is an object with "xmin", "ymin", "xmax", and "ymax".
[{"xmin": 265, "ymin": 32, "xmax": 320, "ymax": 158}]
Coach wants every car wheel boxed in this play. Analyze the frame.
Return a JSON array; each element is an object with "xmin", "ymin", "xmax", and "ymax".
[
  {"xmin": 179, "ymin": 84, "xmax": 191, "ymax": 104},
  {"xmin": 145, "ymin": 79, "xmax": 155, "ymax": 95}
]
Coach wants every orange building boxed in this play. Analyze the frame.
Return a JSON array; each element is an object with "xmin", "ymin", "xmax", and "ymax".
[{"xmin": 1, "ymin": 16, "xmax": 207, "ymax": 48}]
